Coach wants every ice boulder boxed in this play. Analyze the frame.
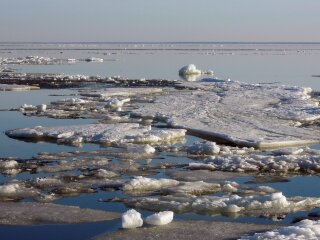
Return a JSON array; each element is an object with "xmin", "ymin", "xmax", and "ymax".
[
  {"xmin": 179, "ymin": 64, "xmax": 202, "ymax": 76},
  {"xmin": 122, "ymin": 209, "xmax": 143, "ymax": 229},
  {"xmin": 145, "ymin": 211, "xmax": 174, "ymax": 226}
]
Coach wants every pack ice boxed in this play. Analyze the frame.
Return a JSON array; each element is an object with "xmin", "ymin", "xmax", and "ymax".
[
  {"xmin": 134, "ymin": 80, "xmax": 320, "ymax": 148},
  {"xmin": 5, "ymin": 123, "xmax": 186, "ymax": 144},
  {"xmin": 123, "ymin": 192, "xmax": 320, "ymax": 218},
  {"xmin": 188, "ymin": 146, "xmax": 320, "ymax": 173}
]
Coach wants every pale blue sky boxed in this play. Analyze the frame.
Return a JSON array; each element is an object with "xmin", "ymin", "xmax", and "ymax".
[{"xmin": 1, "ymin": 0, "xmax": 320, "ymax": 42}]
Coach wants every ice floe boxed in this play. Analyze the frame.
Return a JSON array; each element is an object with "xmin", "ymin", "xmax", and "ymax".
[
  {"xmin": 122, "ymin": 209, "xmax": 143, "ymax": 229},
  {"xmin": 85, "ymin": 57, "xmax": 104, "ymax": 62},
  {"xmin": 79, "ymin": 87, "xmax": 162, "ymax": 98},
  {"xmin": 0, "ymin": 202, "xmax": 120, "ymax": 225},
  {"xmin": 189, "ymin": 148, "xmax": 320, "ymax": 173},
  {"xmin": 0, "ymin": 182, "xmax": 40, "ymax": 201},
  {"xmin": 134, "ymin": 80, "xmax": 320, "ymax": 148},
  {"xmin": 0, "ymin": 84, "xmax": 40, "ymax": 91},
  {"xmin": 123, "ymin": 176, "xmax": 179, "ymax": 192},
  {"xmin": 241, "ymin": 219, "xmax": 320, "ymax": 240},
  {"xmin": 145, "ymin": 211, "xmax": 174, "ymax": 226},
  {"xmin": 6, "ymin": 123, "xmax": 186, "ymax": 145},
  {"xmin": 123, "ymin": 192, "xmax": 320, "ymax": 218}
]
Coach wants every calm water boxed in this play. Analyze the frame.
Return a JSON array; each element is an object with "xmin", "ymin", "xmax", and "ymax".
[
  {"xmin": 1, "ymin": 42, "xmax": 320, "ymax": 89},
  {"xmin": 1, "ymin": 43, "xmax": 320, "ymax": 239}
]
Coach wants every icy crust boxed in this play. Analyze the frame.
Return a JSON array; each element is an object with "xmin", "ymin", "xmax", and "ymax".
[
  {"xmin": 0, "ymin": 202, "xmax": 120, "ymax": 225},
  {"xmin": 189, "ymin": 148, "xmax": 320, "ymax": 173},
  {"xmin": 0, "ymin": 84, "xmax": 40, "ymax": 91},
  {"xmin": 134, "ymin": 80, "xmax": 320, "ymax": 148},
  {"xmin": 123, "ymin": 192, "xmax": 320, "ymax": 218},
  {"xmin": 5, "ymin": 123, "xmax": 186, "ymax": 145},
  {"xmin": 79, "ymin": 87, "xmax": 162, "ymax": 98},
  {"xmin": 241, "ymin": 219, "xmax": 320, "ymax": 240}
]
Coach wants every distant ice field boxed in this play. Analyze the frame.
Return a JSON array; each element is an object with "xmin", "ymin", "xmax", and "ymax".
[{"xmin": 1, "ymin": 42, "xmax": 320, "ymax": 90}]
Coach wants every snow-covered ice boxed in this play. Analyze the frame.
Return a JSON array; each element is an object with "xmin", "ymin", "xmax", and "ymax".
[
  {"xmin": 123, "ymin": 192, "xmax": 320, "ymax": 218},
  {"xmin": 123, "ymin": 176, "xmax": 179, "ymax": 192},
  {"xmin": 189, "ymin": 147, "xmax": 320, "ymax": 173},
  {"xmin": 6, "ymin": 123, "xmax": 186, "ymax": 145},
  {"xmin": 241, "ymin": 219, "xmax": 320, "ymax": 240},
  {"xmin": 145, "ymin": 211, "xmax": 174, "ymax": 225},
  {"xmin": 122, "ymin": 209, "xmax": 143, "ymax": 229},
  {"xmin": 134, "ymin": 80, "xmax": 320, "ymax": 148}
]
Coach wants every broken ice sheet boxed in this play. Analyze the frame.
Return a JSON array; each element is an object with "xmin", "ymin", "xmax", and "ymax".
[
  {"xmin": 189, "ymin": 147, "xmax": 320, "ymax": 173},
  {"xmin": 133, "ymin": 80, "xmax": 320, "ymax": 149},
  {"xmin": 0, "ymin": 202, "xmax": 120, "ymax": 225},
  {"xmin": 5, "ymin": 123, "xmax": 186, "ymax": 145},
  {"xmin": 122, "ymin": 192, "xmax": 320, "ymax": 219}
]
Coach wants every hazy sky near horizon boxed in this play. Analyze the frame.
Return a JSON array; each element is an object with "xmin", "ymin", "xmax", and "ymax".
[{"xmin": 1, "ymin": 0, "xmax": 320, "ymax": 42}]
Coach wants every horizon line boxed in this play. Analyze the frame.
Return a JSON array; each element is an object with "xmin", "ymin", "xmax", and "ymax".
[{"xmin": 1, "ymin": 41, "xmax": 320, "ymax": 45}]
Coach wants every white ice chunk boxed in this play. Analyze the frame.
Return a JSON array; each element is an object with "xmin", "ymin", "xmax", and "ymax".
[
  {"xmin": 122, "ymin": 209, "xmax": 143, "ymax": 229},
  {"xmin": 123, "ymin": 176, "xmax": 179, "ymax": 192},
  {"xmin": 145, "ymin": 211, "xmax": 174, "ymax": 225},
  {"xmin": 179, "ymin": 64, "xmax": 202, "ymax": 76},
  {"xmin": 105, "ymin": 98, "xmax": 130, "ymax": 109},
  {"xmin": 187, "ymin": 141, "xmax": 220, "ymax": 155}
]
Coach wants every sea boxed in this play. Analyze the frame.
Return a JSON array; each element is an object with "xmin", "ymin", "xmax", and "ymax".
[{"xmin": 1, "ymin": 42, "xmax": 320, "ymax": 239}]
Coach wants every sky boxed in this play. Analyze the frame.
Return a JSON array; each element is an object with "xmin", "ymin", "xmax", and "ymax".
[{"xmin": 1, "ymin": 0, "xmax": 320, "ymax": 42}]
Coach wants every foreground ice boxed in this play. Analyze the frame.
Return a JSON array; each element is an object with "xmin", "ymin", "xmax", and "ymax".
[
  {"xmin": 95, "ymin": 220, "xmax": 279, "ymax": 240},
  {"xmin": 123, "ymin": 192, "xmax": 320, "ymax": 218},
  {"xmin": 0, "ymin": 84, "xmax": 39, "ymax": 91},
  {"xmin": 0, "ymin": 202, "xmax": 120, "ymax": 225},
  {"xmin": 6, "ymin": 123, "xmax": 186, "ymax": 144},
  {"xmin": 122, "ymin": 209, "xmax": 143, "ymax": 229},
  {"xmin": 134, "ymin": 80, "xmax": 320, "ymax": 148},
  {"xmin": 145, "ymin": 211, "xmax": 174, "ymax": 225},
  {"xmin": 241, "ymin": 219, "xmax": 320, "ymax": 240}
]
